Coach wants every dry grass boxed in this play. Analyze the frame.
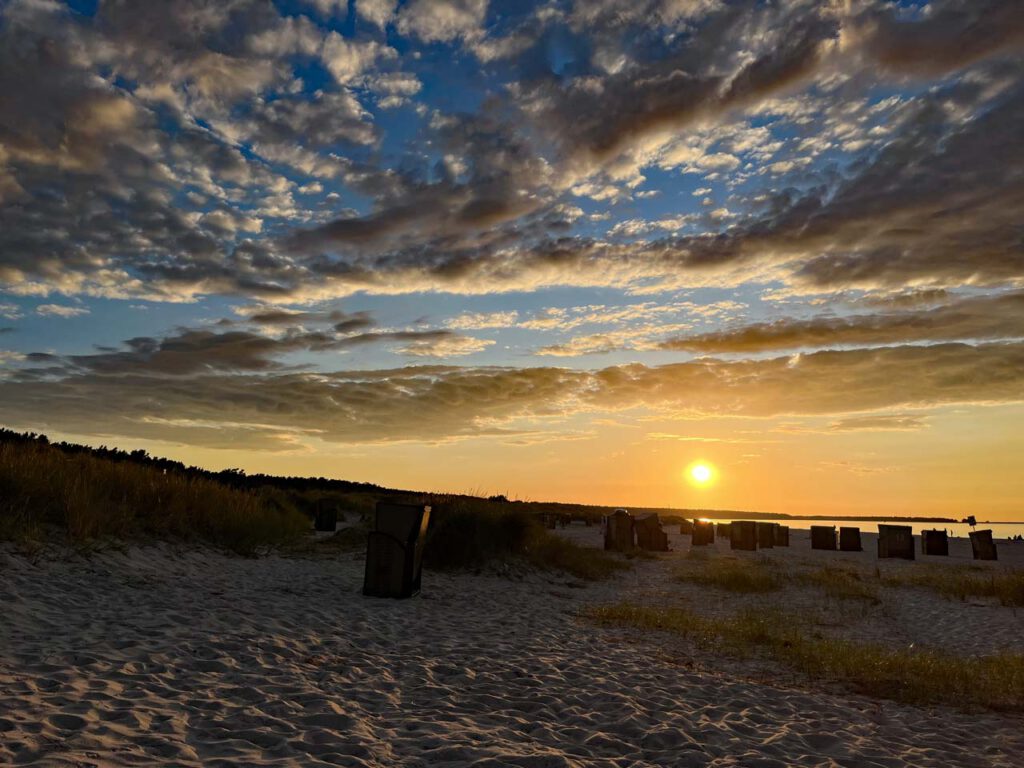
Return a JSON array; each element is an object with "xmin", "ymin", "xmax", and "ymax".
[
  {"xmin": 675, "ymin": 556, "xmax": 783, "ymax": 593},
  {"xmin": 586, "ymin": 603, "xmax": 1024, "ymax": 712},
  {"xmin": 0, "ymin": 441, "xmax": 307, "ymax": 555}
]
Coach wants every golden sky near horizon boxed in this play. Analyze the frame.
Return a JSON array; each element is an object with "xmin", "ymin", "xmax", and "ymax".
[{"xmin": 44, "ymin": 401, "xmax": 1024, "ymax": 521}]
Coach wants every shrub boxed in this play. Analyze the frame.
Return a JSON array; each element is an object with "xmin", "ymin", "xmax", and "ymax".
[{"xmin": 422, "ymin": 495, "xmax": 624, "ymax": 580}]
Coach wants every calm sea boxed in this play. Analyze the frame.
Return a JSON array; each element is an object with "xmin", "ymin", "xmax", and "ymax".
[{"xmin": 707, "ymin": 518, "xmax": 1024, "ymax": 539}]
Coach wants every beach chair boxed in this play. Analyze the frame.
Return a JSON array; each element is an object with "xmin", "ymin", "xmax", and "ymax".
[
  {"xmin": 604, "ymin": 509, "xmax": 635, "ymax": 552},
  {"xmin": 839, "ymin": 527, "xmax": 862, "ymax": 552},
  {"xmin": 969, "ymin": 529, "xmax": 998, "ymax": 561},
  {"xmin": 921, "ymin": 529, "xmax": 949, "ymax": 556},
  {"xmin": 635, "ymin": 513, "xmax": 669, "ymax": 551},
  {"xmin": 679, "ymin": 519, "xmax": 694, "ymax": 535},
  {"xmin": 717, "ymin": 522, "xmax": 731, "ymax": 539},
  {"xmin": 313, "ymin": 499, "xmax": 338, "ymax": 532},
  {"xmin": 363, "ymin": 502, "xmax": 431, "ymax": 598},
  {"xmin": 773, "ymin": 525, "xmax": 790, "ymax": 547},
  {"xmin": 692, "ymin": 519, "xmax": 715, "ymax": 546},
  {"xmin": 810, "ymin": 525, "xmax": 837, "ymax": 550},
  {"xmin": 877, "ymin": 524, "xmax": 915, "ymax": 560},
  {"xmin": 730, "ymin": 521, "xmax": 757, "ymax": 551},
  {"xmin": 756, "ymin": 522, "xmax": 775, "ymax": 549}
]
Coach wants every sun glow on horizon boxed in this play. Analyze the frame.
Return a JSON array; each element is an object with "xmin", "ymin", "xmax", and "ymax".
[{"xmin": 687, "ymin": 461, "xmax": 716, "ymax": 488}]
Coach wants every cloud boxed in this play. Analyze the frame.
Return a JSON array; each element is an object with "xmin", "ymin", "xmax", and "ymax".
[
  {"xmin": 2, "ymin": 332, "xmax": 1020, "ymax": 448},
  {"xmin": 445, "ymin": 311, "xmax": 520, "ymax": 330},
  {"xmin": 36, "ymin": 304, "xmax": 90, "ymax": 318},
  {"xmin": 660, "ymin": 291, "xmax": 1024, "ymax": 353},
  {"xmin": 397, "ymin": 334, "xmax": 495, "ymax": 357},
  {"xmin": 535, "ymin": 324, "xmax": 683, "ymax": 357},
  {"xmin": 356, "ymin": 0, "xmax": 398, "ymax": 29},
  {"xmin": 320, "ymin": 34, "xmax": 396, "ymax": 85},
  {"xmin": 17, "ymin": 319, "xmax": 496, "ymax": 379},
  {"xmin": 826, "ymin": 414, "xmax": 928, "ymax": 432},
  {"xmin": 396, "ymin": 0, "xmax": 488, "ymax": 43},
  {"xmin": 849, "ymin": 0, "xmax": 1024, "ymax": 77},
  {"xmin": 1, "ymin": 0, "xmax": 1022, "ymax": 310}
]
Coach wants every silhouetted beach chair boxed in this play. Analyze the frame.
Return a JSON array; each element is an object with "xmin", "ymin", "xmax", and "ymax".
[
  {"xmin": 679, "ymin": 519, "xmax": 694, "ymax": 535},
  {"xmin": 969, "ymin": 529, "xmax": 998, "ymax": 561},
  {"xmin": 810, "ymin": 525, "xmax": 837, "ymax": 550},
  {"xmin": 314, "ymin": 499, "xmax": 338, "ymax": 532},
  {"xmin": 921, "ymin": 529, "xmax": 949, "ymax": 556},
  {"xmin": 604, "ymin": 509, "xmax": 635, "ymax": 552},
  {"xmin": 839, "ymin": 526, "xmax": 862, "ymax": 552},
  {"xmin": 635, "ymin": 513, "xmax": 669, "ymax": 551},
  {"xmin": 773, "ymin": 525, "xmax": 789, "ymax": 547},
  {"xmin": 692, "ymin": 519, "xmax": 715, "ymax": 546},
  {"xmin": 363, "ymin": 502, "xmax": 431, "ymax": 598},
  {"xmin": 877, "ymin": 524, "xmax": 915, "ymax": 560},
  {"xmin": 730, "ymin": 521, "xmax": 757, "ymax": 551},
  {"xmin": 717, "ymin": 522, "xmax": 731, "ymax": 539},
  {"xmin": 756, "ymin": 522, "xmax": 775, "ymax": 549}
]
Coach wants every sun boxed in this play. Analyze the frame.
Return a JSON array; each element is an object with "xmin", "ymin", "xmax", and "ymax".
[{"xmin": 686, "ymin": 461, "xmax": 716, "ymax": 487}]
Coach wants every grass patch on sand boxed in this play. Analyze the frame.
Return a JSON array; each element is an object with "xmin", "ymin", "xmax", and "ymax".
[
  {"xmin": 282, "ymin": 525, "xmax": 369, "ymax": 558},
  {"xmin": 423, "ymin": 495, "xmax": 626, "ymax": 581},
  {"xmin": 797, "ymin": 566, "xmax": 881, "ymax": 603},
  {"xmin": 880, "ymin": 565, "xmax": 1024, "ymax": 607},
  {"xmin": 0, "ymin": 441, "xmax": 307, "ymax": 555},
  {"xmin": 586, "ymin": 603, "xmax": 1024, "ymax": 711},
  {"xmin": 675, "ymin": 556, "xmax": 783, "ymax": 593}
]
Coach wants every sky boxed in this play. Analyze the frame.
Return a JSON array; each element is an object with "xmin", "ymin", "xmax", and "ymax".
[{"xmin": 0, "ymin": 0, "xmax": 1022, "ymax": 519}]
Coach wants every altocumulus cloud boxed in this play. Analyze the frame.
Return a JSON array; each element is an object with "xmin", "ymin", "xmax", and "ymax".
[{"xmin": 0, "ymin": 0, "xmax": 1021, "ymax": 302}]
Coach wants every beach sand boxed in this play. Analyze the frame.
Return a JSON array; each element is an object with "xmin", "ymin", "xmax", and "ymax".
[{"xmin": 2, "ymin": 527, "xmax": 1023, "ymax": 767}]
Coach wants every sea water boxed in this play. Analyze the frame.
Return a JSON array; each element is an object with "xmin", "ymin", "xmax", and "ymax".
[{"xmin": 706, "ymin": 518, "xmax": 1024, "ymax": 540}]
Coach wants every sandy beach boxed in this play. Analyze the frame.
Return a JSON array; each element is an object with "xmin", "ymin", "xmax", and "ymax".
[{"xmin": 2, "ymin": 527, "xmax": 1023, "ymax": 767}]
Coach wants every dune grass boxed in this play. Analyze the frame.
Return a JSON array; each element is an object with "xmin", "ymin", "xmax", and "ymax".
[
  {"xmin": 0, "ymin": 441, "xmax": 307, "ymax": 555},
  {"xmin": 586, "ymin": 603, "xmax": 1024, "ymax": 711},
  {"xmin": 879, "ymin": 564, "xmax": 1024, "ymax": 607},
  {"xmin": 675, "ymin": 555, "xmax": 783, "ymax": 593},
  {"xmin": 423, "ymin": 495, "xmax": 626, "ymax": 580}
]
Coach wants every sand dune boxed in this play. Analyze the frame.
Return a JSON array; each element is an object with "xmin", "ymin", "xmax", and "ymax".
[{"xmin": 2, "ymin": 530, "xmax": 1023, "ymax": 767}]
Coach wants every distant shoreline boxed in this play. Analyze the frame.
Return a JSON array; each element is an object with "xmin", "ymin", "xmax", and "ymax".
[
  {"xmin": 684, "ymin": 513, "xmax": 960, "ymax": 523},
  {"xmin": 654, "ymin": 511, "xmax": 1022, "ymax": 525}
]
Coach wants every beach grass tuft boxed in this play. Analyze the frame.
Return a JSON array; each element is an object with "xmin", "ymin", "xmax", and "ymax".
[
  {"xmin": 797, "ymin": 566, "xmax": 881, "ymax": 603},
  {"xmin": 675, "ymin": 556, "xmax": 783, "ymax": 593},
  {"xmin": 879, "ymin": 565, "xmax": 1024, "ymax": 607},
  {"xmin": 586, "ymin": 603, "xmax": 1024, "ymax": 711}
]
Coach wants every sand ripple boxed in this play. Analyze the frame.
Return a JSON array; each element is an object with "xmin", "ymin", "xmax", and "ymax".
[{"xmin": 1, "ymin": 542, "xmax": 1022, "ymax": 766}]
